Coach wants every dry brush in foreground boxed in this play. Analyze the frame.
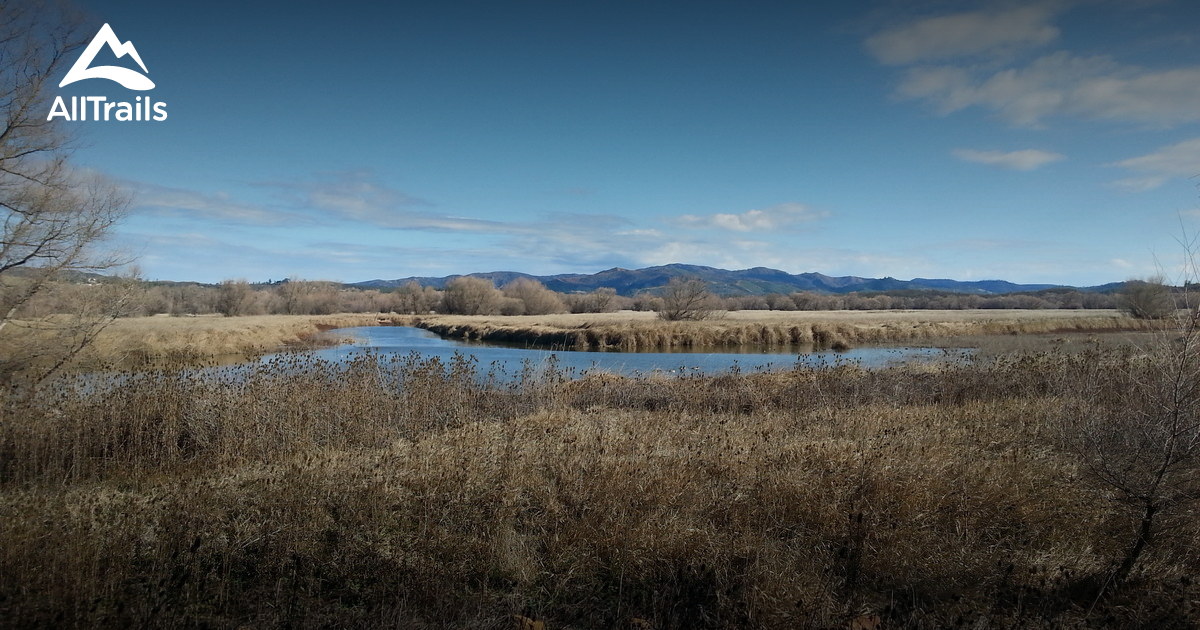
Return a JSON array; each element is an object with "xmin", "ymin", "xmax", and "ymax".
[{"xmin": 1, "ymin": 348, "xmax": 1197, "ymax": 628}]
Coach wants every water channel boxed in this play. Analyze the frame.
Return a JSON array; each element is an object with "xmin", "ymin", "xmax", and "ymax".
[{"xmin": 259, "ymin": 326, "xmax": 963, "ymax": 378}]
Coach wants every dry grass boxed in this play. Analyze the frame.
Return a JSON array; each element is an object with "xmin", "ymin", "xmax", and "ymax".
[
  {"xmin": 23, "ymin": 313, "xmax": 403, "ymax": 369},
  {"xmin": 415, "ymin": 309, "xmax": 1158, "ymax": 351},
  {"xmin": 2, "ymin": 348, "xmax": 1197, "ymax": 628}
]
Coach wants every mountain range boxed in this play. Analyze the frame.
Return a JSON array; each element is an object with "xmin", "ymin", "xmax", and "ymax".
[{"xmin": 351, "ymin": 263, "xmax": 1123, "ymax": 297}]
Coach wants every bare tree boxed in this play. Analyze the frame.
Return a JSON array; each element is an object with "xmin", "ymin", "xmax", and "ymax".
[
  {"xmin": 1121, "ymin": 276, "xmax": 1175, "ymax": 320},
  {"xmin": 274, "ymin": 279, "xmax": 340, "ymax": 315},
  {"xmin": 566, "ymin": 287, "xmax": 621, "ymax": 313},
  {"xmin": 657, "ymin": 276, "xmax": 719, "ymax": 321},
  {"xmin": 0, "ymin": 3, "xmax": 134, "ymax": 384},
  {"xmin": 215, "ymin": 279, "xmax": 260, "ymax": 316},
  {"xmin": 441, "ymin": 276, "xmax": 503, "ymax": 315},
  {"xmin": 1065, "ymin": 307, "xmax": 1200, "ymax": 599},
  {"xmin": 502, "ymin": 278, "xmax": 565, "ymax": 315},
  {"xmin": 1064, "ymin": 238, "xmax": 1200, "ymax": 602},
  {"xmin": 392, "ymin": 280, "xmax": 441, "ymax": 314}
]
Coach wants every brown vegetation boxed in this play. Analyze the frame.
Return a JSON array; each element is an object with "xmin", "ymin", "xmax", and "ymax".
[
  {"xmin": 2, "ymin": 345, "xmax": 1198, "ymax": 627},
  {"xmin": 4, "ymin": 313, "xmax": 400, "ymax": 373},
  {"xmin": 658, "ymin": 277, "xmax": 721, "ymax": 321},
  {"xmin": 503, "ymin": 278, "xmax": 568, "ymax": 315},
  {"xmin": 442, "ymin": 276, "xmax": 505, "ymax": 315},
  {"xmin": 415, "ymin": 309, "xmax": 1160, "ymax": 352},
  {"xmin": 564, "ymin": 287, "xmax": 620, "ymax": 313},
  {"xmin": 1121, "ymin": 276, "xmax": 1175, "ymax": 319},
  {"xmin": 23, "ymin": 275, "xmax": 1142, "ymax": 322},
  {"xmin": 0, "ymin": 4, "xmax": 134, "ymax": 384}
]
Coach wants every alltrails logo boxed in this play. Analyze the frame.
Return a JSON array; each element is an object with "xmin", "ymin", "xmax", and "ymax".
[{"xmin": 47, "ymin": 23, "xmax": 168, "ymax": 122}]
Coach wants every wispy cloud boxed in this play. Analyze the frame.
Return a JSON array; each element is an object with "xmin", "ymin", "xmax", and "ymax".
[
  {"xmin": 952, "ymin": 148, "xmax": 1064, "ymax": 170},
  {"xmin": 866, "ymin": 5, "xmax": 1060, "ymax": 65},
  {"xmin": 124, "ymin": 172, "xmax": 671, "ymax": 277},
  {"xmin": 122, "ymin": 173, "xmax": 1108, "ymax": 285},
  {"xmin": 114, "ymin": 230, "xmax": 290, "ymax": 281},
  {"xmin": 292, "ymin": 172, "xmax": 429, "ymax": 218},
  {"xmin": 257, "ymin": 171, "xmax": 526, "ymax": 233},
  {"xmin": 1111, "ymin": 137, "xmax": 1200, "ymax": 191},
  {"xmin": 870, "ymin": 4, "xmax": 1200, "ymax": 128},
  {"xmin": 671, "ymin": 202, "xmax": 829, "ymax": 232},
  {"xmin": 126, "ymin": 182, "xmax": 306, "ymax": 226},
  {"xmin": 126, "ymin": 172, "xmax": 542, "ymax": 234},
  {"xmin": 897, "ymin": 52, "xmax": 1200, "ymax": 127},
  {"xmin": 297, "ymin": 241, "xmax": 509, "ymax": 273}
]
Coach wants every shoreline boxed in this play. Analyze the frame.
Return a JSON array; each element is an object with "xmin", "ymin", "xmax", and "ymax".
[{"xmin": 411, "ymin": 309, "xmax": 1160, "ymax": 352}]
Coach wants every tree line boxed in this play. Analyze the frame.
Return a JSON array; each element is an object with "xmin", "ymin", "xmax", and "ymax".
[{"xmin": 11, "ymin": 274, "xmax": 1138, "ymax": 320}]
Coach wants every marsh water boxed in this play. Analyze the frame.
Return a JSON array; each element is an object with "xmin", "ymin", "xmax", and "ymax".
[{"xmin": 262, "ymin": 326, "xmax": 961, "ymax": 377}]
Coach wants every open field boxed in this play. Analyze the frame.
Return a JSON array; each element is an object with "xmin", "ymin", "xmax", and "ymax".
[
  {"xmin": 90, "ymin": 313, "xmax": 401, "ymax": 361},
  {"xmin": 414, "ymin": 309, "xmax": 1160, "ymax": 352},
  {"xmin": 3, "ymin": 345, "xmax": 1199, "ymax": 628},
  {"xmin": 19, "ymin": 313, "xmax": 406, "ymax": 369}
]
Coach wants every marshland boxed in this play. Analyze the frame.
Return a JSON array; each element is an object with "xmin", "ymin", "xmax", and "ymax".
[
  {"xmin": 12, "ymin": 0, "xmax": 1200, "ymax": 625},
  {"xmin": 3, "ymin": 299, "xmax": 1199, "ymax": 628},
  {"xmin": 409, "ymin": 308, "xmax": 1159, "ymax": 354}
]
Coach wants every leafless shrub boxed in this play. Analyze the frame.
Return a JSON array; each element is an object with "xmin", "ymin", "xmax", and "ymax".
[
  {"xmin": 498, "ymin": 295, "xmax": 526, "ymax": 315},
  {"xmin": 392, "ymin": 280, "xmax": 442, "ymax": 314},
  {"xmin": 0, "ymin": 4, "xmax": 135, "ymax": 385},
  {"xmin": 503, "ymin": 278, "xmax": 566, "ymax": 315},
  {"xmin": 1121, "ymin": 276, "xmax": 1175, "ymax": 319},
  {"xmin": 1060, "ymin": 264, "xmax": 1200, "ymax": 603},
  {"xmin": 657, "ymin": 277, "xmax": 721, "ymax": 321},
  {"xmin": 631, "ymin": 291, "xmax": 663, "ymax": 312},
  {"xmin": 215, "ymin": 279, "xmax": 259, "ymax": 316},
  {"xmin": 565, "ymin": 287, "xmax": 623, "ymax": 313},
  {"xmin": 441, "ymin": 276, "xmax": 504, "ymax": 315},
  {"xmin": 273, "ymin": 278, "xmax": 342, "ymax": 315}
]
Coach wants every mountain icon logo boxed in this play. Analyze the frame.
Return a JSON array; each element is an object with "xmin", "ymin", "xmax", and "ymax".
[{"xmin": 59, "ymin": 23, "xmax": 155, "ymax": 90}]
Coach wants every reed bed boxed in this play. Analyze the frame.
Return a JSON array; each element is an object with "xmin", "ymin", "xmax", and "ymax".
[
  {"xmin": 415, "ymin": 309, "xmax": 1157, "ymax": 351},
  {"xmin": 70, "ymin": 313, "xmax": 402, "ymax": 367},
  {"xmin": 1, "ymin": 347, "xmax": 1197, "ymax": 628}
]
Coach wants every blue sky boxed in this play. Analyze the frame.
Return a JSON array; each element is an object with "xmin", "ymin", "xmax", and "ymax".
[{"xmin": 59, "ymin": 0, "xmax": 1200, "ymax": 285}]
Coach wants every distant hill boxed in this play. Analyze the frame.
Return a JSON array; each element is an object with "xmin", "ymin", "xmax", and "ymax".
[{"xmin": 351, "ymin": 263, "xmax": 1102, "ymax": 296}]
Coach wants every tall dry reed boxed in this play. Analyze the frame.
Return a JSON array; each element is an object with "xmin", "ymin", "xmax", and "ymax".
[
  {"xmin": 414, "ymin": 311, "xmax": 1158, "ymax": 352},
  {"xmin": 1, "ymin": 348, "xmax": 1196, "ymax": 628}
]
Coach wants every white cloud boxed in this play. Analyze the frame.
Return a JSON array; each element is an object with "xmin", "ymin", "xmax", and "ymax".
[
  {"xmin": 897, "ymin": 52, "xmax": 1200, "ymax": 127},
  {"xmin": 871, "ymin": 3, "xmax": 1200, "ymax": 128},
  {"xmin": 265, "ymin": 172, "xmax": 514, "ymax": 232},
  {"xmin": 1111, "ymin": 137, "xmax": 1200, "ymax": 191},
  {"xmin": 673, "ymin": 202, "xmax": 829, "ymax": 232},
  {"xmin": 952, "ymin": 148, "xmax": 1064, "ymax": 170},
  {"xmin": 128, "ymin": 182, "xmax": 305, "ymax": 226},
  {"xmin": 128, "ymin": 174, "xmax": 520, "ymax": 233},
  {"xmin": 617, "ymin": 228, "xmax": 664, "ymax": 238},
  {"xmin": 866, "ymin": 5, "xmax": 1060, "ymax": 65},
  {"xmin": 250, "ymin": 171, "xmax": 564, "ymax": 233}
]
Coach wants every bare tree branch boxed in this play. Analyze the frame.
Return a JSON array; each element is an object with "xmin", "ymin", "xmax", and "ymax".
[
  {"xmin": 0, "ymin": 2, "xmax": 135, "ymax": 385},
  {"xmin": 658, "ymin": 277, "xmax": 720, "ymax": 321}
]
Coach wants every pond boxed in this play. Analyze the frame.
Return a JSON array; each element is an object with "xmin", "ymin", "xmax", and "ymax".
[{"xmin": 259, "ymin": 326, "xmax": 963, "ymax": 377}]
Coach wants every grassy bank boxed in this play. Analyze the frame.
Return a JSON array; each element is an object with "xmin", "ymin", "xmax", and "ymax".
[
  {"xmin": 2, "ymin": 348, "xmax": 1197, "ymax": 628},
  {"xmin": 14, "ymin": 313, "xmax": 404, "ymax": 370},
  {"xmin": 414, "ymin": 309, "xmax": 1158, "ymax": 351}
]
